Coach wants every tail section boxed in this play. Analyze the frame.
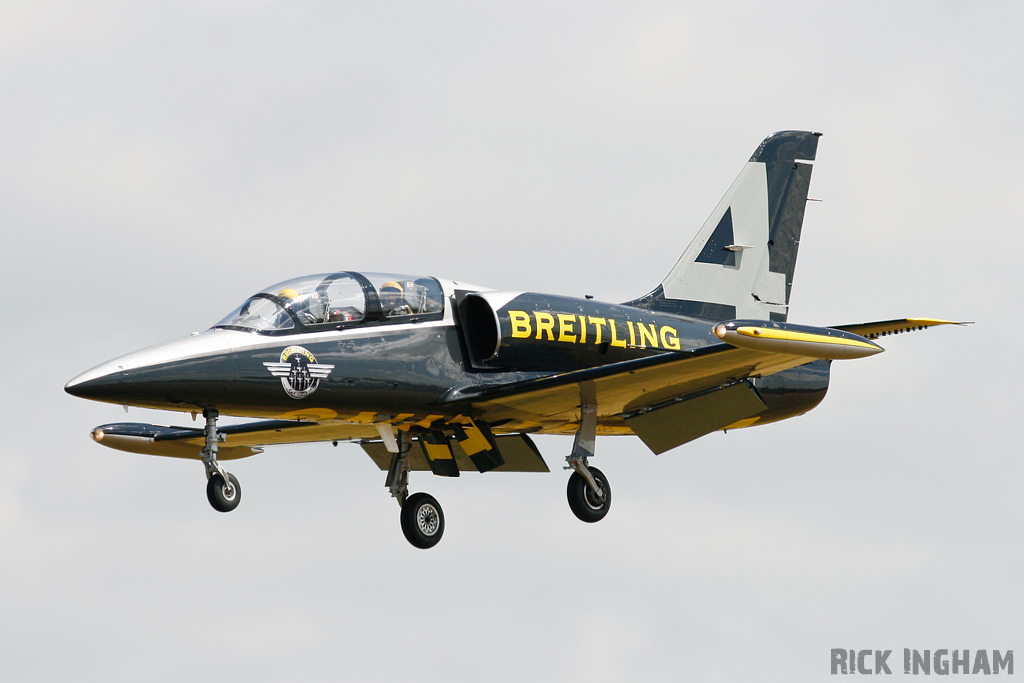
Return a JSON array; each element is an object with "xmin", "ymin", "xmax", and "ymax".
[{"xmin": 627, "ymin": 130, "xmax": 820, "ymax": 322}]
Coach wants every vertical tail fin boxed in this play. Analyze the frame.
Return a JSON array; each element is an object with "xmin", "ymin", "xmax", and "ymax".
[{"xmin": 627, "ymin": 130, "xmax": 820, "ymax": 322}]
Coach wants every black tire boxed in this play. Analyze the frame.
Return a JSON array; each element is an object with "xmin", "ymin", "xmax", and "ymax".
[
  {"xmin": 567, "ymin": 467, "xmax": 611, "ymax": 523},
  {"xmin": 401, "ymin": 492, "xmax": 445, "ymax": 549},
  {"xmin": 207, "ymin": 473, "xmax": 241, "ymax": 513}
]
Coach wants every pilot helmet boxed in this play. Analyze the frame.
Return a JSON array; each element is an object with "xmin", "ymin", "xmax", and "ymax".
[{"xmin": 380, "ymin": 281, "xmax": 403, "ymax": 296}]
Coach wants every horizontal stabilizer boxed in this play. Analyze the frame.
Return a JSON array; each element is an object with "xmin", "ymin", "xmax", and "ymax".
[{"xmin": 832, "ymin": 318, "xmax": 972, "ymax": 339}]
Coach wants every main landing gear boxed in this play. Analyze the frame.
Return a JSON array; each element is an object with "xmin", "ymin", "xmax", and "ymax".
[
  {"xmin": 200, "ymin": 409, "xmax": 241, "ymax": 513},
  {"xmin": 565, "ymin": 384, "xmax": 611, "ymax": 523},
  {"xmin": 401, "ymin": 492, "xmax": 445, "ymax": 549},
  {"xmin": 566, "ymin": 465, "xmax": 611, "ymax": 523},
  {"xmin": 384, "ymin": 427, "xmax": 445, "ymax": 549}
]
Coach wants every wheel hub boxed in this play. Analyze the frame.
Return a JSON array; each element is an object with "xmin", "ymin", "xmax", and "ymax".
[{"xmin": 417, "ymin": 504, "xmax": 439, "ymax": 536}]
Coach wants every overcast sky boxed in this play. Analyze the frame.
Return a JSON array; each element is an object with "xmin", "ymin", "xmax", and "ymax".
[{"xmin": 2, "ymin": 2, "xmax": 1022, "ymax": 681}]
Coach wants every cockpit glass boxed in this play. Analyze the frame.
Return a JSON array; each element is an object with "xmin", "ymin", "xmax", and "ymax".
[
  {"xmin": 215, "ymin": 273, "xmax": 369, "ymax": 332},
  {"xmin": 363, "ymin": 273, "xmax": 444, "ymax": 319},
  {"xmin": 215, "ymin": 296, "xmax": 295, "ymax": 332},
  {"xmin": 320, "ymin": 275, "xmax": 366, "ymax": 323},
  {"xmin": 214, "ymin": 271, "xmax": 443, "ymax": 333}
]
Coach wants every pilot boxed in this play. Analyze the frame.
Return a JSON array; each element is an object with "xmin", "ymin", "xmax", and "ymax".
[
  {"xmin": 278, "ymin": 288, "xmax": 328, "ymax": 325},
  {"xmin": 379, "ymin": 281, "xmax": 412, "ymax": 317}
]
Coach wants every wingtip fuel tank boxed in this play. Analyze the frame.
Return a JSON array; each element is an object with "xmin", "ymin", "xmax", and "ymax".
[{"xmin": 713, "ymin": 320, "xmax": 884, "ymax": 360}]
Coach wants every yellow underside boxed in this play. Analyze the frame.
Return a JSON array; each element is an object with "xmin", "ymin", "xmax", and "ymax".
[{"xmin": 722, "ymin": 416, "xmax": 761, "ymax": 430}]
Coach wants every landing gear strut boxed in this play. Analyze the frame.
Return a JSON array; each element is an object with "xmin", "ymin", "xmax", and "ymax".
[
  {"xmin": 384, "ymin": 427, "xmax": 445, "ymax": 549},
  {"xmin": 565, "ymin": 384, "xmax": 611, "ymax": 523},
  {"xmin": 200, "ymin": 408, "xmax": 241, "ymax": 513}
]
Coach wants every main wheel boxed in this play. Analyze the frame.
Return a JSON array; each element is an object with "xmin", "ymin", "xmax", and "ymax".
[
  {"xmin": 567, "ymin": 467, "xmax": 611, "ymax": 523},
  {"xmin": 401, "ymin": 492, "xmax": 445, "ymax": 549},
  {"xmin": 207, "ymin": 473, "xmax": 241, "ymax": 513}
]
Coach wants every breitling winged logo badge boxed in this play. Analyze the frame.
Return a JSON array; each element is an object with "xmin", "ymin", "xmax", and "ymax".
[{"xmin": 263, "ymin": 345, "xmax": 334, "ymax": 399}]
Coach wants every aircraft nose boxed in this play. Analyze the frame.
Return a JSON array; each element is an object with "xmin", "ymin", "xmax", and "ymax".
[
  {"xmin": 64, "ymin": 366, "xmax": 122, "ymax": 401},
  {"xmin": 65, "ymin": 329, "xmax": 241, "ymax": 407}
]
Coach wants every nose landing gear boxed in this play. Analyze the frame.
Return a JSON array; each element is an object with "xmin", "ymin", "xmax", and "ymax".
[
  {"xmin": 207, "ymin": 472, "xmax": 241, "ymax": 512},
  {"xmin": 200, "ymin": 409, "xmax": 241, "ymax": 513}
]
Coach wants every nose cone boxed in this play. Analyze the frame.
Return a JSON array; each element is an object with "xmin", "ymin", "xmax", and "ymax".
[
  {"xmin": 65, "ymin": 365, "xmax": 123, "ymax": 401},
  {"xmin": 65, "ymin": 351, "xmax": 126, "ymax": 399},
  {"xmin": 65, "ymin": 329, "xmax": 242, "ymax": 407}
]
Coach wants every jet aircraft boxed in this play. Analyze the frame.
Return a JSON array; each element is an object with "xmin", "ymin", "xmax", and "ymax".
[{"xmin": 66, "ymin": 131, "xmax": 965, "ymax": 549}]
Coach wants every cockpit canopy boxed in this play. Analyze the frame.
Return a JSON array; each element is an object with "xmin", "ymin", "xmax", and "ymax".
[{"xmin": 214, "ymin": 272, "xmax": 444, "ymax": 334}]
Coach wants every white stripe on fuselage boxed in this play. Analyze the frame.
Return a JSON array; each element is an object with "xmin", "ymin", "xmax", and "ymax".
[{"xmin": 66, "ymin": 320, "xmax": 456, "ymax": 388}]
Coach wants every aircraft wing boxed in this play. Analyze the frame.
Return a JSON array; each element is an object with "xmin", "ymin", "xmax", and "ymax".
[
  {"xmin": 446, "ymin": 316, "xmax": 966, "ymax": 453},
  {"xmin": 444, "ymin": 343, "xmax": 812, "ymax": 443},
  {"xmin": 91, "ymin": 419, "xmax": 550, "ymax": 473}
]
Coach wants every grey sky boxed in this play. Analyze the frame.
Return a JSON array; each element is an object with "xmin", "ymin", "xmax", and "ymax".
[{"xmin": 2, "ymin": 2, "xmax": 1021, "ymax": 681}]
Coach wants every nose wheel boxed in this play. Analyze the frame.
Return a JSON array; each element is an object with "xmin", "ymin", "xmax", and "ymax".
[
  {"xmin": 199, "ymin": 408, "xmax": 242, "ymax": 513},
  {"xmin": 207, "ymin": 472, "xmax": 241, "ymax": 512}
]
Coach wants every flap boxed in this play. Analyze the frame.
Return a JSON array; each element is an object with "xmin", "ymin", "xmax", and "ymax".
[{"xmin": 625, "ymin": 381, "xmax": 767, "ymax": 455}]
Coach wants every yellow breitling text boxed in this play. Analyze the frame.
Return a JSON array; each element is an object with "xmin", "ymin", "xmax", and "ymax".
[{"xmin": 508, "ymin": 311, "xmax": 680, "ymax": 350}]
